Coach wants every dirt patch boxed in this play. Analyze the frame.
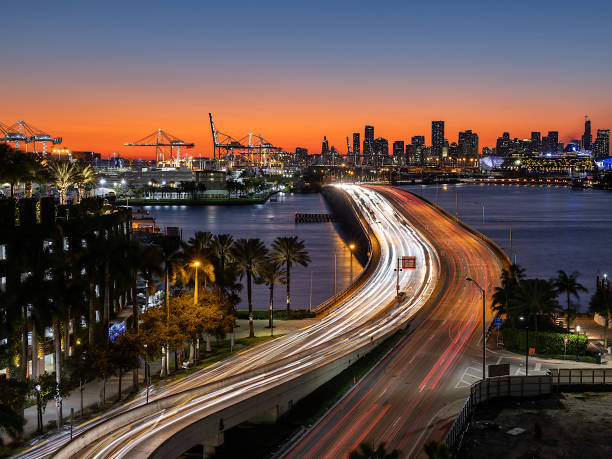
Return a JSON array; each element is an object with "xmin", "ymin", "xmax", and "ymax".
[{"xmin": 458, "ymin": 393, "xmax": 612, "ymax": 458}]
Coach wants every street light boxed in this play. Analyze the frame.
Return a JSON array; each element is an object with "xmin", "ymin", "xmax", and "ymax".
[
  {"xmin": 192, "ymin": 261, "xmax": 201, "ymax": 306},
  {"xmin": 519, "ymin": 315, "xmax": 529, "ymax": 375},
  {"xmin": 35, "ymin": 384, "xmax": 43, "ymax": 434},
  {"xmin": 143, "ymin": 343, "xmax": 149, "ymax": 404},
  {"xmin": 576, "ymin": 325, "xmax": 581, "ymax": 361},
  {"xmin": 466, "ymin": 277, "xmax": 486, "ymax": 379},
  {"xmin": 348, "ymin": 243, "xmax": 355, "ymax": 281}
]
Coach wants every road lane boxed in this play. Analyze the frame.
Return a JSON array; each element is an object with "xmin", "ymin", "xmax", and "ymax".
[
  {"xmin": 47, "ymin": 185, "xmax": 441, "ymax": 459},
  {"xmin": 285, "ymin": 185, "xmax": 505, "ymax": 458}
]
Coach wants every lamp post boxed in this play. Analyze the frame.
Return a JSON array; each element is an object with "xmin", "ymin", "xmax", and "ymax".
[
  {"xmin": 192, "ymin": 261, "xmax": 200, "ymax": 306},
  {"xmin": 348, "ymin": 243, "xmax": 355, "ymax": 282},
  {"xmin": 35, "ymin": 384, "xmax": 43, "ymax": 434},
  {"xmin": 520, "ymin": 316, "xmax": 529, "ymax": 375},
  {"xmin": 143, "ymin": 344, "xmax": 149, "ymax": 404},
  {"xmin": 395, "ymin": 258, "xmax": 403, "ymax": 296},
  {"xmin": 576, "ymin": 325, "xmax": 581, "ymax": 362},
  {"xmin": 466, "ymin": 277, "xmax": 486, "ymax": 379}
]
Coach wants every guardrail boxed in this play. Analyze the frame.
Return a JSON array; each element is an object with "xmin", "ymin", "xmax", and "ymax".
[
  {"xmin": 445, "ymin": 368, "xmax": 612, "ymax": 449},
  {"xmin": 314, "ymin": 186, "xmax": 380, "ymax": 315}
]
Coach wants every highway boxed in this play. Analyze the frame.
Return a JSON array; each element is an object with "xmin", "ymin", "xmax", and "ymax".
[
  {"xmin": 285, "ymin": 185, "xmax": 506, "ymax": 458},
  {"xmin": 35, "ymin": 185, "xmax": 441, "ymax": 458}
]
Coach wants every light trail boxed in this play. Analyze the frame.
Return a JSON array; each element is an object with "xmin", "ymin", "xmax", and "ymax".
[{"xmin": 29, "ymin": 185, "xmax": 439, "ymax": 459}]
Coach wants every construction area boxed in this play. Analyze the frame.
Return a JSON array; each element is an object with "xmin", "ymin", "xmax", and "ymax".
[{"xmin": 457, "ymin": 392, "xmax": 612, "ymax": 458}]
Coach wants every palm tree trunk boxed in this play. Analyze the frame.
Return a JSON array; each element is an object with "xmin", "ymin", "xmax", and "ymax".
[
  {"xmin": 25, "ymin": 182, "xmax": 33, "ymax": 198},
  {"xmin": 567, "ymin": 291, "xmax": 571, "ymax": 332},
  {"xmin": 117, "ymin": 367, "xmax": 122, "ymax": 402},
  {"xmin": 21, "ymin": 306, "xmax": 28, "ymax": 382},
  {"xmin": 65, "ymin": 309, "xmax": 71, "ymax": 357},
  {"xmin": 78, "ymin": 183, "xmax": 85, "ymax": 203},
  {"xmin": 53, "ymin": 319, "xmax": 63, "ymax": 427},
  {"xmin": 248, "ymin": 271, "xmax": 254, "ymax": 338},
  {"xmin": 160, "ymin": 346, "xmax": 167, "ymax": 377},
  {"xmin": 286, "ymin": 262, "xmax": 291, "ymax": 316},
  {"xmin": 269, "ymin": 283, "xmax": 274, "ymax": 335},
  {"xmin": 32, "ymin": 325, "xmax": 38, "ymax": 379},
  {"xmin": 89, "ymin": 281, "xmax": 95, "ymax": 344},
  {"xmin": 206, "ymin": 333, "xmax": 211, "ymax": 352}
]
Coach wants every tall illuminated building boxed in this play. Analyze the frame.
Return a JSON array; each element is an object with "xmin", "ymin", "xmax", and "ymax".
[
  {"xmin": 530, "ymin": 132, "xmax": 541, "ymax": 152},
  {"xmin": 363, "ymin": 125, "xmax": 374, "ymax": 164},
  {"xmin": 352, "ymin": 133, "xmax": 360, "ymax": 163},
  {"xmin": 431, "ymin": 121, "xmax": 444, "ymax": 157},
  {"xmin": 582, "ymin": 116, "xmax": 592, "ymax": 151},
  {"xmin": 594, "ymin": 129, "xmax": 610, "ymax": 160}
]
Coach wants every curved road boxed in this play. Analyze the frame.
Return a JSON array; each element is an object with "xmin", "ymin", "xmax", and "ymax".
[
  {"xmin": 285, "ymin": 185, "xmax": 504, "ymax": 458},
  {"xmin": 43, "ymin": 185, "xmax": 441, "ymax": 458}
]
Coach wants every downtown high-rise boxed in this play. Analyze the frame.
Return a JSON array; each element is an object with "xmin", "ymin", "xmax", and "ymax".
[{"xmin": 431, "ymin": 121, "xmax": 444, "ymax": 158}]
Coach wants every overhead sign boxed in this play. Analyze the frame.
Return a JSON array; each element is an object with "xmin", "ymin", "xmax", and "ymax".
[{"xmin": 402, "ymin": 256, "xmax": 416, "ymax": 269}]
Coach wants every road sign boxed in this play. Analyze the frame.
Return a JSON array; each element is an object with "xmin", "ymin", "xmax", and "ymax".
[
  {"xmin": 402, "ymin": 256, "xmax": 416, "ymax": 269},
  {"xmin": 529, "ymin": 347, "xmax": 536, "ymax": 355},
  {"xmin": 564, "ymin": 336, "xmax": 568, "ymax": 344},
  {"xmin": 494, "ymin": 318, "xmax": 503, "ymax": 328}
]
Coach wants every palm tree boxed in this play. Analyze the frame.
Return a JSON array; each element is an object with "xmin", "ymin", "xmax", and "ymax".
[
  {"xmin": 232, "ymin": 238, "xmax": 268, "ymax": 338},
  {"xmin": 156, "ymin": 235, "xmax": 183, "ymax": 375},
  {"xmin": 258, "ymin": 259, "xmax": 286, "ymax": 335},
  {"xmin": 349, "ymin": 442, "xmax": 399, "ymax": 459},
  {"xmin": 589, "ymin": 287, "xmax": 612, "ymax": 348},
  {"xmin": 20, "ymin": 154, "xmax": 46, "ymax": 198},
  {"xmin": 74, "ymin": 161, "xmax": 96, "ymax": 202},
  {"xmin": 491, "ymin": 264, "xmax": 524, "ymax": 325},
  {"xmin": 48, "ymin": 160, "xmax": 77, "ymax": 205},
  {"xmin": 510, "ymin": 278, "xmax": 560, "ymax": 337},
  {"xmin": 212, "ymin": 234, "xmax": 235, "ymax": 288},
  {"xmin": 554, "ymin": 270, "xmax": 587, "ymax": 332},
  {"xmin": 271, "ymin": 236, "xmax": 310, "ymax": 316},
  {"xmin": 188, "ymin": 231, "xmax": 214, "ymax": 251}
]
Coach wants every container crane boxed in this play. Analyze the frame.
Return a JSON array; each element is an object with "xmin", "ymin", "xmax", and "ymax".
[{"xmin": 125, "ymin": 129, "xmax": 194, "ymax": 165}]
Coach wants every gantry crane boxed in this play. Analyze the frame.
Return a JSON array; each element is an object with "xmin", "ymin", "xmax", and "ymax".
[
  {"xmin": 1, "ymin": 120, "xmax": 62, "ymax": 153},
  {"xmin": 125, "ymin": 129, "xmax": 194, "ymax": 165},
  {"xmin": 209, "ymin": 113, "xmax": 283, "ymax": 166}
]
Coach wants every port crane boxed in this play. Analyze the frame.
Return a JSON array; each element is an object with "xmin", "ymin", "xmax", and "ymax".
[
  {"xmin": 1, "ymin": 120, "xmax": 62, "ymax": 153},
  {"xmin": 209, "ymin": 113, "xmax": 283, "ymax": 166},
  {"xmin": 125, "ymin": 129, "xmax": 194, "ymax": 165}
]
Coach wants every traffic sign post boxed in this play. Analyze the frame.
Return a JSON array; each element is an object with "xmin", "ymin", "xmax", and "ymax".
[{"xmin": 564, "ymin": 336, "xmax": 568, "ymax": 360}]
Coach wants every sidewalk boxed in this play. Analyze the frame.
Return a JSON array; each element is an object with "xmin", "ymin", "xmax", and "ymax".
[{"xmin": 22, "ymin": 318, "xmax": 315, "ymax": 436}]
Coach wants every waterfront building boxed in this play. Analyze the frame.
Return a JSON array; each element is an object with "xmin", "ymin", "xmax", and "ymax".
[
  {"xmin": 582, "ymin": 117, "xmax": 592, "ymax": 151},
  {"xmin": 295, "ymin": 147, "xmax": 309, "ymax": 165},
  {"xmin": 458, "ymin": 130, "xmax": 479, "ymax": 157},
  {"xmin": 542, "ymin": 131, "xmax": 559, "ymax": 154},
  {"xmin": 411, "ymin": 135, "xmax": 425, "ymax": 147},
  {"xmin": 392, "ymin": 141, "xmax": 405, "ymax": 165},
  {"xmin": 363, "ymin": 125, "xmax": 374, "ymax": 164},
  {"xmin": 0, "ymin": 198, "xmax": 132, "ymax": 379},
  {"xmin": 431, "ymin": 121, "xmax": 444, "ymax": 158},
  {"xmin": 352, "ymin": 133, "xmax": 360, "ymax": 164},
  {"xmin": 530, "ymin": 132, "xmax": 541, "ymax": 152},
  {"xmin": 594, "ymin": 129, "xmax": 610, "ymax": 160}
]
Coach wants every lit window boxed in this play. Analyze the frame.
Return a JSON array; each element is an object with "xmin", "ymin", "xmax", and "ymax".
[
  {"xmin": 43, "ymin": 240, "xmax": 53, "ymax": 253},
  {"xmin": 0, "ymin": 244, "xmax": 6, "ymax": 260},
  {"xmin": 0, "ymin": 277, "xmax": 5, "ymax": 292},
  {"xmin": 64, "ymin": 237, "xmax": 70, "ymax": 251}
]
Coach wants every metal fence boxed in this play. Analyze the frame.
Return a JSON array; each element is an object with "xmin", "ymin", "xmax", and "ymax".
[{"xmin": 445, "ymin": 368, "xmax": 612, "ymax": 449}]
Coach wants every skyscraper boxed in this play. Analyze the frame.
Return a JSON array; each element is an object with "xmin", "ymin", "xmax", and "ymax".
[
  {"xmin": 582, "ymin": 116, "xmax": 592, "ymax": 151},
  {"xmin": 458, "ymin": 130, "xmax": 479, "ymax": 157},
  {"xmin": 373, "ymin": 137, "xmax": 388, "ymax": 166},
  {"xmin": 321, "ymin": 136, "xmax": 330, "ymax": 164},
  {"xmin": 411, "ymin": 135, "xmax": 425, "ymax": 147},
  {"xmin": 547, "ymin": 131, "xmax": 559, "ymax": 153},
  {"xmin": 352, "ymin": 133, "xmax": 360, "ymax": 163},
  {"xmin": 431, "ymin": 121, "xmax": 444, "ymax": 157},
  {"xmin": 593, "ymin": 129, "xmax": 610, "ymax": 160},
  {"xmin": 530, "ymin": 132, "xmax": 541, "ymax": 152},
  {"xmin": 392, "ymin": 140, "xmax": 404, "ymax": 165},
  {"xmin": 363, "ymin": 125, "xmax": 374, "ymax": 164}
]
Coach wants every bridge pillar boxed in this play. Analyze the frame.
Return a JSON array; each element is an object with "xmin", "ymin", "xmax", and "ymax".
[{"xmin": 201, "ymin": 431, "xmax": 224, "ymax": 458}]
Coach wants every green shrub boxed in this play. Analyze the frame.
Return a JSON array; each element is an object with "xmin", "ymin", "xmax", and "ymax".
[{"xmin": 502, "ymin": 327, "xmax": 588, "ymax": 355}]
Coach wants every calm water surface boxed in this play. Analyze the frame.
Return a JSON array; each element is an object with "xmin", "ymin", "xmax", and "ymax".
[
  {"xmin": 139, "ymin": 184, "xmax": 611, "ymax": 312},
  {"xmin": 137, "ymin": 193, "xmax": 360, "ymax": 311},
  {"xmin": 403, "ymin": 183, "xmax": 612, "ymax": 310}
]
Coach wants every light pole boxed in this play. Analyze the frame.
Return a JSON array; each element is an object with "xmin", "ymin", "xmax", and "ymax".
[
  {"xmin": 576, "ymin": 325, "xmax": 581, "ymax": 361},
  {"xmin": 192, "ymin": 261, "xmax": 200, "ymax": 306},
  {"xmin": 143, "ymin": 343, "xmax": 149, "ymax": 404},
  {"xmin": 395, "ymin": 258, "xmax": 403, "ymax": 296},
  {"xmin": 348, "ymin": 243, "xmax": 355, "ymax": 282},
  {"xmin": 466, "ymin": 277, "xmax": 486, "ymax": 379},
  {"xmin": 35, "ymin": 384, "xmax": 43, "ymax": 434},
  {"xmin": 520, "ymin": 316, "xmax": 529, "ymax": 375}
]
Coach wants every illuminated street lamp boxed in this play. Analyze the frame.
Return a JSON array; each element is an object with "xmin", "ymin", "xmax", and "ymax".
[
  {"xmin": 348, "ymin": 243, "xmax": 356, "ymax": 281},
  {"xmin": 192, "ymin": 261, "xmax": 201, "ymax": 306},
  {"xmin": 519, "ymin": 315, "xmax": 529, "ymax": 375},
  {"xmin": 466, "ymin": 277, "xmax": 486, "ymax": 379},
  {"xmin": 35, "ymin": 384, "xmax": 43, "ymax": 434}
]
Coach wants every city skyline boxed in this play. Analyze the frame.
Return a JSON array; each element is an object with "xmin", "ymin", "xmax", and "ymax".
[{"xmin": 2, "ymin": 1, "xmax": 612, "ymax": 158}]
